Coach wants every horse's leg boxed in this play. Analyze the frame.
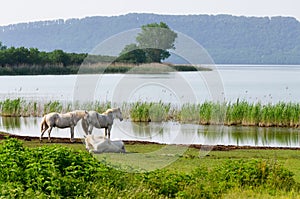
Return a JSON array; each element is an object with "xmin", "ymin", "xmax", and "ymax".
[
  {"xmin": 70, "ymin": 126, "xmax": 75, "ymax": 143},
  {"xmin": 81, "ymin": 119, "xmax": 89, "ymax": 135},
  {"xmin": 105, "ymin": 128, "xmax": 108, "ymax": 137},
  {"xmin": 107, "ymin": 125, "xmax": 112, "ymax": 140},
  {"xmin": 47, "ymin": 127, "xmax": 53, "ymax": 142},
  {"xmin": 40, "ymin": 126, "xmax": 49, "ymax": 142}
]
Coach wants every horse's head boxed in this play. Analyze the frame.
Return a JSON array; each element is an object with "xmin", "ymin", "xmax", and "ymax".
[
  {"xmin": 105, "ymin": 108, "xmax": 123, "ymax": 121},
  {"xmin": 114, "ymin": 108, "xmax": 123, "ymax": 121},
  {"xmin": 84, "ymin": 134, "xmax": 94, "ymax": 150}
]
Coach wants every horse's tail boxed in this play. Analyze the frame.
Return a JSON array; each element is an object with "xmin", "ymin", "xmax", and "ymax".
[{"xmin": 40, "ymin": 116, "xmax": 48, "ymax": 132}]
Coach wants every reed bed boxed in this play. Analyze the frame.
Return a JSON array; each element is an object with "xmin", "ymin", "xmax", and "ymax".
[
  {"xmin": 0, "ymin": 98, "xmax": 111, "ymax": 117},
  {"xmin": 78, "ymin": 62, "xmax": 211, "ymax": 74},
  {"xmin": 129, "ymin": 101, "xmax": 170, "ymax": 122},
  {"xmin": 1, "ymin": 98, "xmax": 300, "ymax": 128}
]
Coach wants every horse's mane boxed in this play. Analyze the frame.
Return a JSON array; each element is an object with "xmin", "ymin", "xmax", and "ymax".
[
  {"xmin": 71, "ymin": 110, "xmax": 86, "ymax": 118},
  {"xmin": 103, "ymin": 108, "xmax": 119, "ymax": 114}
]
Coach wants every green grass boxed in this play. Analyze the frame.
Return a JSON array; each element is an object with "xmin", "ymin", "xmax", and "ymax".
[
  {"xmin": 19, "ymin": 138, "xmax": 300, "ymax": 183},
  {"xmin": 101, "ymin": 144, "xmax": 300, "ymax": 180}
]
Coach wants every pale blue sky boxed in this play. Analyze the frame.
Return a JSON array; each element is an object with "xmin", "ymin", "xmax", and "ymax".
[{"xmin": 1, "ymin": 0, "xmax": 300, "ymax": 26}]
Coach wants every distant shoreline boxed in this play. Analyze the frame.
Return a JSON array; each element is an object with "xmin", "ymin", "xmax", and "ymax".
[{"xmin": 0, "ymin": 63, "xmax": 211, "ymax": 76}]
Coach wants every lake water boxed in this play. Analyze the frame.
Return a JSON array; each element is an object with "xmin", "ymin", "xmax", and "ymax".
[
  {"xmin": 1, "ymin": 65, "xmax": 300, "ymax": 103},
  {"xmin": 1, "ymin": 65, "xmax": 300, "ymax": 147}
]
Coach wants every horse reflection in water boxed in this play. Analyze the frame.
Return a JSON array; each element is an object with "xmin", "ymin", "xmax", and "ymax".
[
  {"xmin": 40, "ymin": 110, "xmax": 86, "ymax": 142},
  {"xmin": 82, "ymin": 108, "xmax": 123, "ymax": 139}
]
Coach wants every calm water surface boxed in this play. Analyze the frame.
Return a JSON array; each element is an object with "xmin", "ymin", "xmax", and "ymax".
[{"xmin": 0, "ymin": 65, "xmax": 299, "ymax": 103}]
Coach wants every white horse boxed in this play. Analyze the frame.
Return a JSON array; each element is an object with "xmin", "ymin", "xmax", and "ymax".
[
  {"xmin": 40, "ymin": 110, "xmax": 86, "ymax": 142},
  {"xmin": 82, "ymin": 108, "xmax": 123, "ymax": 139},
  {"xmin": 84, "ymin": 134, "xmax": 125, "ymax": 153}
]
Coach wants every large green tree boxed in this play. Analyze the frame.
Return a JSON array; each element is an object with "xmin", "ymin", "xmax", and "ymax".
[
  {"xmin": 118, "ymin": 22, "xmax": 177, "ymax": 63},
  {"xmin": 115, "ymin": 44, "xmax": 146, "ymax": 64},
  {"xmin": 137, "ymin": 22, "xmax": 177, "ymax": 62}
]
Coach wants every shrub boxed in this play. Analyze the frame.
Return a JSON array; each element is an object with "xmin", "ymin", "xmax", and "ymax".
[{"xmin": 0, "ymin": 138, "xmax": 105, "ymax": 198}]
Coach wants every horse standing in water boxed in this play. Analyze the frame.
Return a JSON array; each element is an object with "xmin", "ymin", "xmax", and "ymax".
[
  {"xmin": 82, "ymin": 108, "xmax": 123, "ymax": 139},
  {"xmin": 40, "ymin": 110, "xmax": 86, "ymax": 142}
]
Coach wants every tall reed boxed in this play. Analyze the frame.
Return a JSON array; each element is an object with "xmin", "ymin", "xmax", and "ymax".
[
  {"xmin": 149, "ymin": 102, "xmax": 170, "ymax": 122},
  {"xmin": 179, "ymin": 103, "xmax": 200, "ymax": 123},
  {"xmin": 130, "ymin": 101, "xmax": 170, "ymax": 122},
  {"xmin": 0, "ymin": 98, "xmax": 22, "ymax": 117},
  {"xmin": 43, "ymin": 101, "xmax": 63, "ymax": 114}
]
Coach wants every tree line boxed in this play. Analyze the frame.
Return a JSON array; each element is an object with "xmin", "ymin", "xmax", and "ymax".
[{"xmin": 0, "ymin": 42, "xmax": 87, "ymax": 67}]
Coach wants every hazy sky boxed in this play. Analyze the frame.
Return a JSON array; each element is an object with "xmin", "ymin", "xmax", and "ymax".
[{"xmin": 1, "ymin": 0, "xmax": 300, "ymax": 26}]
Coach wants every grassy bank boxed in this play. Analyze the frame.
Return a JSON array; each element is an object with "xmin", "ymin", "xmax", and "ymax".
[
  {"xmin": 1, "ymin": 99, "xmax": 300, "ymax": 128},
  {"xmin": 78, "ymin": 62, "xmax": 211, "ymax": 74},
  {"xmin": 0, "ymin": 137, "xmax": 299, "ymax": 198},
  {"xmin": 0, "ymin": 63, "xmax": 210, "ymax": 75}
]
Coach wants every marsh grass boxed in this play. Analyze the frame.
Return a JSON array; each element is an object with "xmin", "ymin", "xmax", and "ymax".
[
  {"xmin": 129, "ymin": 101, "xmax": 171, "ymax": 122},
  {"xmin": 0, "ymin": 99, "xmax": 113, "ymax": 117},
  {"xmin": 74, "ymin": 101, "xmax": 111, "ymax": 114},
  {"xmin": 77, "ymin": 62, "xmax": 211, "ymax": 74},
  {"xmin": 0, "ymin": 98, "xmax": 22, "ymax": 116},
  {"xmin": 1, "ymin": 99, "xmax": 300, "ymax": 128},
  {"xmin": 179, "ymin": 103, "xmax": 200, "ymax": 123},
  {"xmin": 0, "ymin": 61, "xmax": 211, "ymax": 76},
  {"xmin": 43, "ymin": 100, "xmax": 63, "ymax": 114},
  {"xmin": 129, "ymin": 100, "xmax": 300, "ymax": 127}
]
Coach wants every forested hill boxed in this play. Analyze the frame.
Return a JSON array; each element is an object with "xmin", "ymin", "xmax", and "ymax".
[{"xmin": 1, "ymin": 13, "xmax": 300, "ymax": 64}]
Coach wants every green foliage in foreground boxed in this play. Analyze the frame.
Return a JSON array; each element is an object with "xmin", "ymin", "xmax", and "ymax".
[{"xmin": 0, "ymin": 138, "xmax": 299, "ymax": 198}]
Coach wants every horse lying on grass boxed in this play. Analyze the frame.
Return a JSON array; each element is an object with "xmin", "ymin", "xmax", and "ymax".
[
  {"xmin": 84, "ymin": 134, "xmax": 125, "ymax": 153},
  {"xmin": 82, "ymin": 108, "xmax": 123, "ymax": 139},
  {"xmin": 40, "ymin": 110, "xmax": 86, "ymax": 142}
]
